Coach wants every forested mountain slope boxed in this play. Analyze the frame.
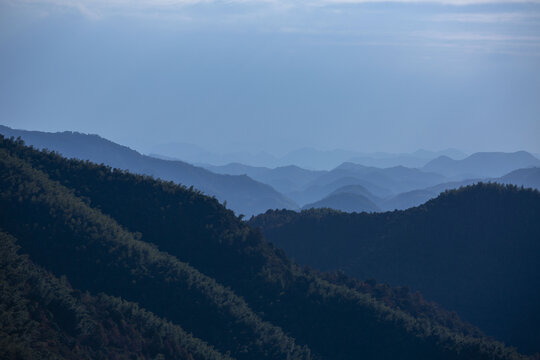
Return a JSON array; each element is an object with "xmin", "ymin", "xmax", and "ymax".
[
  {"xmin": 0, "ymin": 232, "xmax": 231, "ymax": 360},
  {"xmin": 0, "ymin": 125, "xmax": 297, "ymax": 215},
  {"xmin": 0, "ymin": 136, "xmax": 527, "ymax": 360},
  {"xmin": 250, "ymin": 184, "xmax": 540, "ymax": 355}
]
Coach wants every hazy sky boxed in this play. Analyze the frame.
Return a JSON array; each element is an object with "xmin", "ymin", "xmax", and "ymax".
[{"xmin": 1, "ymin": 0, "xmax": 539, "ymax": 155}]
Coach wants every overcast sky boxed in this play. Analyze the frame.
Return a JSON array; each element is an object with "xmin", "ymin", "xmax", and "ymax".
[{"xmin": 1, "ymin": 0, "xmax": 539, "ymax": 155}]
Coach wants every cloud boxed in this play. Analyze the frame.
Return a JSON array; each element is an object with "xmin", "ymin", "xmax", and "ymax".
[
  {"xmin": 13, "ymin": 0, "xmax": 540, "ymax": 20},
  {"xmin": 409, "ymin": 30, "xmax": 540, "ymax": 55},
  {"xmin": 318, "ymin": 0, "xmax": 540, "ymax": 4},
  {"xmin": 7, "ymin": 0, "xmax": 540, "ymax": 58},
  {"xmin": 415, "ymin": 31, "xmax": 540, "ymax": 42},
  {"xmin": 431, "ymin": 12, "xmax": 540, "ymax": 23}
]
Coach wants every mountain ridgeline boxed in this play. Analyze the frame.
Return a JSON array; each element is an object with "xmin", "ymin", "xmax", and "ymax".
[
  {"xmin": 422, "ymin": 152, "xmax": 540, "ymax": 179},
  {"xmin": 0, "ymin": 135, "xmax": 528, "ymax": 360},
  {"xmin": 250, "ymin": 184, "xmax": 540, "ymax": 355},
  {"xmin": 0, "ymin": 125, "xmax": 297, "ymax": 215}
]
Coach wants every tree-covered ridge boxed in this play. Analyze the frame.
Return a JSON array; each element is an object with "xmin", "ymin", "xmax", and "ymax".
[
  {"xmin": 0, "ymin": 144, "xmax": 310, "ymax": 360},
  {"xmin": 0, "ymin": 135, "xmax": 528, "ymax": 360},
  {"xmin": 0, "ymin": 231, "xmax": 232, "ymax": 360},
  {"xmin": 250, "ymin": 183, "xmax": 540, "ymax": 356}
]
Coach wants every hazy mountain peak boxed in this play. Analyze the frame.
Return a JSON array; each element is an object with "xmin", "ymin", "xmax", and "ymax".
[{"xmin": 424, "ymin": 151, "xmax": 540, "ymax": 179}]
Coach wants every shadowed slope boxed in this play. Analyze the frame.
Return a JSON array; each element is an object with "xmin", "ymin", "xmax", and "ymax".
[{"xmin": 250, "ymin": 184, "xmax": 540, "ymax": 355}]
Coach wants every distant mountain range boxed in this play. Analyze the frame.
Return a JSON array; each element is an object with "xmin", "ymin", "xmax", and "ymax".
[
  {"xmin": 299, "ymin": 168, "xmax": 540, "ymax": 213},
  {"xmin": 423, "ymin": 151, "xmax": 540, "ymax": 179},
  {"xmin": 284, "ymin": 163, "xmax": 449, "ymax": 206},
  {"xmin": 380, "ymin": 167, "xmax": 540, "ymax": 211},
  {"xmin": 204, "ymin": 163, "xmax": 326, "ymax": 194},
  {"xmin": 0, "ymin": 125, "xmax": 297, "ymax": 215},
  {"xmin": 347, "ymin": 148, "xmax": 468, "ymax": 168},
  {"xmin": 250, "ymin": 184, "xmax": 540, "ymax": 355},
  {"xmin": 4, "ymin": 125, "xmax": 539, "ymax": 216},
  {"xmin": 204, "ymin": 150, "xmax": 540, "ymax": 213},
  {"xmin": 206, "ymin": 161, "xmax": 451, "ymax": 206},
  {"xmin": 316, "ymin": 162, "xmax": 448, "ymax": 194},
  {"xmin": 151, "ymin": 142, "xmax": 468, "ymax": 170}
]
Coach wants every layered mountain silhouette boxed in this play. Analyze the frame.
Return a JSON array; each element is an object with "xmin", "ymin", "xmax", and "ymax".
[
  {"xmin": 152, "ymin": 143, "xmax": 466, "ymax": 170},
  {"xmin": 302, "ymin": 192, "xmax": 380, "ymax": 213},
  {"xmin": 250, "ymin": 184, "xmax": 540, "ymax": 355},
  {"xmin": 201, "ymin": 152, "xmax": 540, "ymax": 213},
  {"xmin": 347, "ymin": 148, "xmax": 467, "ymax": 168},
  {"xmin": 203, "ymin": 163, "xmax": 325, "ymax": 194},
  {"xmin": 0, "ymin": 125, "xmax": 297, "ymax": 215},
  {"xmin": 298, "ymin": 167, "xmax": 540, "ymax": 213},
  {"xmin": 380, "ymin": 168, "xmax": 540, "ymax": 211},
  {"xmin": 286, "ymin": 163, "xmax": 447, "ymax": 205},
  {"xmin": 302, "ymin": 184, "xmax": 381, "ymax": 213},
  {"xmin": 198, "ymin": 149, "xmax": 540, "ymax": 214},
  {"xmin": 498, "ymin": 167, "xmax": 540, "ymax": 189},
  {"xmin": 0, "ymin": 135, "xmax": 527, "ymax": 360},
  {"xmin": 423, "ymin": 151, "xmax": 540, "ymax": 179}
]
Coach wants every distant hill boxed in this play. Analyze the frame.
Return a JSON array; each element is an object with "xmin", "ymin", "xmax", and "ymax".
[
  {"xmin": 302, "ymin": 184, "xmax": 381, "ymax": 213},
  {"xmin": 288, "ymin": 175, "xmax": 393, "ymax": 205},
  {"xmin": 297, "ymin": 163, "xmax": 447, "ymax": 201},
  {"xmin": 0, "ymin": 125, "xmax": 297, "ymax": 215},
  {"xmin": 380, "ymin": 179, "xmax": 481, "ymax": 211},
  {"xmin": 498, "ymin": 167, "xmax": 540, "ymax": 189},
  {"xmin": 250, "ymin": 184, "xmax": 540, "ymax": 355},
  {"xmin": 423, "ymin": 151, "xmax": 540, "ymax": 179},
  {"xmin": 348, "ymin": 148, "xmax": 467, "ymax": 168},
  {"xmin": 0, "ymin": 136, "xmax": 526, "ymax": 360},
  {"xmin": 380, "ymin": 168, "xmax": 540, "ymax": 211},
  {"xmin": 380, "ymin": 189, "xmax": 437, "ymax": 211},
  {"xmin": 328, "ymin": 184, "xmax": 380, "ymax": 202},
  {"xmin": 302, "ymin": 192, "xmax": 380, "ymax": 213},
  {"xmin": 244, "ymin": 163, "xmax": 446, "ymax": 206},
  {"xmin": 203, "ymin": 163, "xmax": 325, "ymax": 194}
]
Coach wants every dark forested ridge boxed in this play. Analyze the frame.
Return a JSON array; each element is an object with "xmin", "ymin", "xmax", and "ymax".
[
  {"xmin": 0, "ymin": 135, "xmax": 530, "ymax": 360},
  {"xmin": 0, "ymin": 232, "xmax": 231, "ymax": 360},
  {"xmin": 250, "ymin": 184, "xmax": 540, "ymax": 355}
]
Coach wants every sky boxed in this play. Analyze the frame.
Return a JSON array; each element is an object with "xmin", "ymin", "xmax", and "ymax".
[{"xmin": 0, "ymin": 0, "xmax": 539, "ymax": 156}]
